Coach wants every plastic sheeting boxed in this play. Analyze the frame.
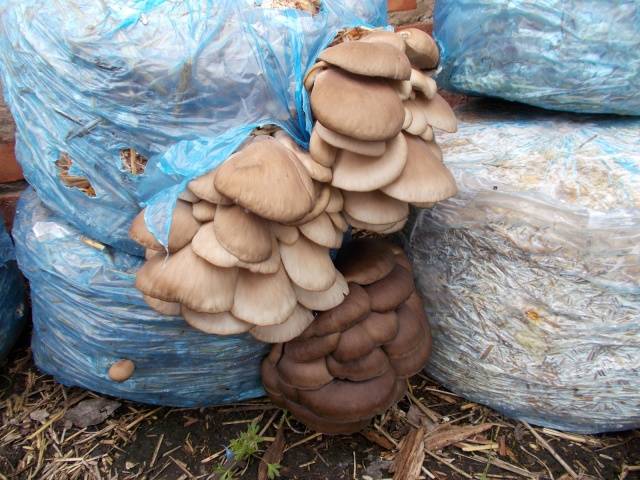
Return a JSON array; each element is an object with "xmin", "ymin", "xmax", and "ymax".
[
  {"xmin": 410, "ymin": 100, "xmax": 640, "ymax": 433},
  {"xmin": 434, "ymin": 0, "xmax": 640, "ymax": 116},
  {"xmin": 0, "ymin": 1, "xmax": 387, "ymax": 254},
  {"xmin": 0, "ymin": 221, "xmax": 25, "ymax": 361},
  {"xmin": 13, "ymin": 188, "xmax": 269, "ymax": 407}
]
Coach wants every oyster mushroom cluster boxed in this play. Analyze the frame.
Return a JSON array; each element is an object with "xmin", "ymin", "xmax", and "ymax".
[
  {"xmin": 261, "ymin": 239, "xmax": 432, "ymax": 434},
  {"xmin": 130, "ymin": 132, "xmax": 350, "ymax": 343},
  {"xmin": 305, "ymin": 28, "xmax": 458, "ymax": 233}
]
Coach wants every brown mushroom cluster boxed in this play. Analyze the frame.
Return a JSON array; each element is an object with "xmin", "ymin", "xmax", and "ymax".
[
  {"xmin": 129, "ymin": 132, "xmax": 351, "ymax": 343},
  {"xmin": 306, "ymin": 28, "xmax": 458, "ymax": 232},
  {"xmin": 261, "ymin": 239, "xmax": 432, "ymax": 434}
]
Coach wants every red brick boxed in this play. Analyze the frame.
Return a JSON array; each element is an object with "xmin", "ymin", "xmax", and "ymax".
[
  {"xmin": 388, "ymin": 0, "xmax": 417, "ymax": 12},
  {"xmin": 0, "ymin": 182, "xmax": 26, "ymax": 231},
  {"xmin": 0, "ymin": 142, "xmax": 23, "ymax": 183}
]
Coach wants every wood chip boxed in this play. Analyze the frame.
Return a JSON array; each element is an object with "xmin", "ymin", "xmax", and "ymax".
[
  {"xmin": 393, "ymin": 427, "xmax": 426, "ymax": 480},
  {"xmin": 258, "ymin": 426, "xmax": 285, "ymax": 480},
  {"xmin": 425, "ymin": 423, "xmax": 494, "ymax": 451}
]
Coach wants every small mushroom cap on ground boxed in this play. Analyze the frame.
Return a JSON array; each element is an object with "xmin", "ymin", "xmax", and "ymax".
[
  {"xmin": 327, "ymin": 347, "xmax": 390, "ymax": 382},
  {"xmin": 237, "ymin": 235, "xmax": 281, "ymax": 275},
  {"xmin": 309, "ymin": 128, "xmax": 337, "ymax": 167},
  {"xmin": 342, "ymin": 190, "xmax": 409, "ymax": 226},
  {"xmin": 311, "ymin": 68, "xmax": 405, "ymax": 141},
  {"xmin": 129, "ymin": 200, "xmax": 200, "ymax": 252},
  {"xmin": 178, "ymin": 189, "xmax": 200, "ymax": 203},
  {"xmin": 318, "ymin": 41, "xmax": 411, "ymax": 80},
  {"xmin": 360, "ymin": 30, "xmax": 406, "ymax": 52},
  {"xmin": 328, "ymin": 212, "xmax": 349, "ymax": 232},
  {"xmin": 381, "ymin": 135, "xmax": 457, "ymax": 203},
  {"xmin": 419, "ymin": 93, "xmax": 458, "ymax": 133},
  {"xmin": 188, "ymin": 170, "xmax": 233, "ymax": 205},
  {"xmin": 191, "ymin": 221, "xmax": 240, "ymax": 268},
  {"xmin": 271, "ymin": 223, "xmax": 300, "ymax": 245},
  {"xmin": 278, "ymin": 356, "xmax": 334, "ymax": 390},
  {"xmin": 298, "ymin": 212, "xmax": 343, "ymax": 249},
  {"xmin": 310, "ymin": 283, "xmax": 370, "ymax": 336},
  {"xmin": 215, "ymin": 137, "xmax": 315, "ymax": 223},
  {"xmin": 192, "ymin": 201, "xmax": 217, "ymax": 222},
  {"xmin": 325, "ymin": 188, "xmax": 344, "ymax": 213},
  {"xmin": 181, "ymin": 307, "xmax": 252, "ymax": 335},
  {"xmin": 410, "ymin": 69, "xmax": 437, "ymax": 99},
  {"xmin": 108, "ymin": 359, "xmax": 135, "ymax": 382},
  {"xmin": 331, "ymin": 132, "xmax": 408, "ymax": 192},
  {"xmin": 275, "ymin": 131, "xmax": 333, "ymax": 183},
  {"xmin": 293, "ymin": 271, "xmax": 349, "ymax": 312},
  {"xmin": 280, "ymin": 235, "xmax": 337, "ymax": 292},
  {"xmin": 143, "ymin": 295, "xmax": 181, "ymax": 316},
  {"xmin": 232, "ymin": 266, "xmax": 297, "ymax": 326},
  {"xmin": 214, "ymin": 205, "xmax": 272, "ymax": 263},
  {"xmin": 314, "ymin": 122, "xmax": 386, "ymax": 157},
  {"xmin": 364, "ymin": 264, "xmax": 415, "ymax": 312},
  {"xmin": 250, "ymin": 304, "xmax": 314, "ymax": 343},
  {"xmin": 284, "ymin": 332, "xmax": 341, "ymax": 363},
  {"xmin": 399, "ymin": 28, "xmax": 439, "ymax": 70},
  {"xmin": 336, "ymin": 239, "xmax": 396, "ymax": 285},
  {"xmin": 297, "ymin": 369, "xmax": 397, "ymax": 422},
  {"xmin": 135, "ymin": 245, "xmax": 238, "ymax": 313}
]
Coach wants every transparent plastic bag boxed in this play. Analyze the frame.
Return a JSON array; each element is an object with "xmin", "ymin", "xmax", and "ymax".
[
  {"xmin": 0, "ymin": 1, "xmax": 387, "ymax": 253},
  {"xmin": 410, "ymin": 100, "xmax": 640, "ymax": 433},
  {"xmin": 0, "ymin": 221, "xmax": 25, "ymax": 361},
  {"xmin": 434, "ymin": 0, "xmax": 640, "ymax": 115},
  {"xmin": 13, "ymin": 188, "xmax": 269, "ymax": 406}
]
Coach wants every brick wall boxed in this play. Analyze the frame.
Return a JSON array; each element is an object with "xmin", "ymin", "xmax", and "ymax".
[{"xmin": 389, "ymin": 0, "xmax": 435, "ymax": 26}]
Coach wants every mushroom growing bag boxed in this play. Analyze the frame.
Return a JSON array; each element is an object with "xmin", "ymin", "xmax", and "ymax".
[
  {"xmin": 0, "ymin": 220, "xmax": 25, "ymax": 361},
  {"xmin": 0, "ymin": 1, "xmax": 387, "ymax": 254},
  {"xmin": 434, "ymin": 0, "xmax": 640, "ymax": 115},
  {"xmin": 410, "ymin": 100, "xmax": 640, "ymax": 433},
  {"xmin": 13, "ymin": 188, "xmax": 269, "ymax": 406}
]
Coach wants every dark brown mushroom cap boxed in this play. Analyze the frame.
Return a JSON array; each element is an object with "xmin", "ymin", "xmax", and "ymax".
[
  {"xmin": 388, "ymin": 334, "xmax": 432, "ymax": 378},
  {"xmin": 297, "ymin": 369, "xmax": 397, "ymax": 422},
  {"xmin": 383, "ymin": 303, "xmax": 426, "ymax": 357},
  {"xmin": 336, "ymin": 239, "xmax": 397, "ymax": 285},
  {"xmin": 360, "ymin": 311, "xmax": 400, "ymax": 345},
  {"xmin": 277, "ymin": 356, "xmax": 334, "ymax": 391},
  {"xmin": 310, "ymin": 283, "xmax": 370, "ymax": 336},
  {"xmin": 327, "ymin": 347, "xmax": 390, "ymax": 382},
  {"xmin": 318, "ymin": 41, "xmax": 412, "ymax": 80},
  {"xmin": 332, "ymin": 323, "xmax": 377, "ymax": 363},
  {"xmin": 311, "ymin": 68, "xmax": 405, "ymax": 141},
  {"xmin": 129, "ymin": 200, "xmax": 200, "ymax": 252},
  {"xmin": 284, "ymin": 332, "xmax": 341, "ymax": 363},
  {"xmin": 282, "ymin": 398, "xmax": 371, "ymax": 435},
  {"xmin": 364, "ymin": 264, "xmax": 415, "ymax": 312}
]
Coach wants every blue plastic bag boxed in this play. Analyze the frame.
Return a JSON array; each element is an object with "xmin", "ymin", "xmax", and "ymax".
[
  {"xmin": 0, "ymin": 220, "xmax": 25, "ymax": 361},
  {"xmin": 13, "ymin": 188, "xmax": 270, "ymax": 407},
  {"xmin": 410, "ymin": 100, "xmax": 640, "ymax": 433},
  {"xmin": 0, "ymin": 1, "xmax": 387, "ymax": 254},
  {"xmin": 434, "ymin": 0, "xmax": 640, "ymax": 115}
]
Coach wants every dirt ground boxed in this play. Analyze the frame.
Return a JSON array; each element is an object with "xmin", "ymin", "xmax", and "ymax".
[{"xmin": 1, "ymin": 332, "xmax": 639, "ymax": 480}]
